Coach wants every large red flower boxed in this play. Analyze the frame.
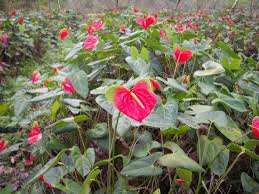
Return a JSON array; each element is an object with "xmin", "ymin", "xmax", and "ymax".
[
  {"xmin": 31, "ymin": 70, "xmax": 40, "ymax": 84},
  {"xmin": 251, "ymin": 116, "xmax": 259, "ymax": 138},
  {"xmin": 62, "ymin": 78, "xmax": 76, "ymax": 94},
  {"xmin": 0, "ymin": 139, "xmax": 8, "ymax": 152},
  {"xmin": 91, "ymin": 19, "xmax": 105, "ymax": 31},
  {"xmin": 83, "ymin": 35, "xmax": 99, "ymax": 51},
  {"xmin": 28, "ymin": 122, "xmax": 42, "ymax": 145},
  {"xmin": 136, "ymin": 16, "xmax": 154, "ymax": 30},
  {"xmin": 113, "ymin": 81, "xmax": 157, "ymax": 122},
  {"xmin": 174, "ymin": 48, "xmax": 193, "ymax": 64},
  {"xmin": 59, "ymin": 28, "xmax": 69, "ymax": 40}
]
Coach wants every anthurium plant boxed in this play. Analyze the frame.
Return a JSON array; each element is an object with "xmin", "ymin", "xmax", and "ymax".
[{"xmin": 0, "ymin": 6, "xmax": 258, "ymax": 194}]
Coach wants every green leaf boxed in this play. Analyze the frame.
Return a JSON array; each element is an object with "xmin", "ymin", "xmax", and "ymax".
[
  {"xmin": 194, "ymin": 61, "xmax": 225, "ymax": 77},
  {"xmin": 140, "ymin": 100, "xmax": 178, "ymax": 130},
  {"xmin": 130, "ymin": 46, "xmax": 139, "ymax": 60},
  {"xmin": 74, "ymin": 115, "xmax": 88, "ymax": 123},
  {"xmin": 80, "ymin": 168, "xmax": 101, "ymax": 194},
  {"xmin": 214, "ymin": 116, "xmax": 249, "ymax": 143},
  {"xmin": 157, "ymin": 77, "xmax": 189, "ymax": 93},
  {"xmin": 241, "ymin": 172, "xmax": 259, "ymax": 193},
  {"xmin": 70, "ymin": 146, "xmax": 95, "ymax": 177},
  {"xmin": 69, "ymin": 70, "xmax": 89, "ymax": 98},
  {"xmin": 121, "ymin": 152, "xmax": 163, "ymax": 177},
  {"xmin": 133, "ymin": 131, "xmax": 161, "ymax": 158},
  {"xmin": 87, "ymin": 123, "xmax": 108, "ymax": 139},
  {"xmin": 0, "ymin": 103, "xmax": 10, "ymax": 116},
  {"xmin": 221, "ymin": 56, "xmax": 241, "ymax": 70},
  {"xmin": 215, "ymin": 41, "xmax": 240, "ymax": 59},
  {"xmin": 160, "ymin": 142, "xmax": 204, "ymax": 172},
  {"xmin": 44, "ymin": 166, "xmax": 67, "ymax": 185},
  {"xmin": 30, "ymin": 89, "xmax": 64, "ymax": 102},
  {"xmin": 14, "ymin": 95, "xmax": 30, "ymax": 117},
  {"xmin": 195, "ymin": 111, "xmax": 228, "ymax": 127},
  {"xmin": 139, "ymin": 47, "xmax": 149, "ymax": 63},
  {"xmin": 0, "ymin": 184, "xmax": 12, "ymax": 194},
  {"xmin": 212, "ymin": 92, "xmax": 247, "ymax": 112},
  {"xmin": 95, "ymin": 95, "xmax": 115, "ymax": 114},
  {"xmin": 112, "ymin": 110, "xmax": 132, "ymax": 137},
  {"xmin": 125, "ymin": 57, "xmax": 151, "ymax": 76},
  {"xmin": 161, "ymin": 125, "xmax": 190, "ymax": 136},
  {"xmin": 51, "ymin": 98, "xmax": 61, "ymax": 121}
]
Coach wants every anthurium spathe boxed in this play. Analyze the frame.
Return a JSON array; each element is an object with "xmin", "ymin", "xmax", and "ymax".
[
  {"xmin": 0, "ymin": 139, "xmax": 8, "ymax": 152},
  {"xmin": 1, "ymin": 35, "xmax": 8, "ymax": 44},
  {"xmin": 251, "ymin": 116, "xmax": 259, "ymax": 138},
  {"xmin": 11, "ymin": 10, "xmax": 16, "ymax": 17},
  {"xmin": 31, "ymin": 70, "xmax": 40, "ymax": 84},
  {"xmin": 91, "ymin": 19, "xmax": 105, "ymax": 30},
  {"xmin": 107, "ymin": 81, "xmax": 157, "ymax": 122},
  {"xmin": 18, "ymin": 17, "xmax": 24, "ymax": 24},
  {"xmin": 150, "ymin": 79, "xmax": 161, "ymax": 90},
  {"xmin": 62, "ymin": 77, "xmax": 76, "ymax": 94},
  {"xmin": 176, "ymin": 24, "xmax": 186, "ymax": 33},
  {"xmin": 120, "ymin": 25, "xmax": 127, "ymax": 33},
  {"xmin": 59, "ymin": 28, "xmax": 69, "ymax": 40},
  {"xmin": 83, "ymin": 35, "xmax": 99, "ymax": 51},
  {"xmin": 136, "ymin": 16, "xmax": 154, "ymax": 30},
  {"xmin": 86, "ymin": 25, "xmax": 95, "ymax": 35},
  {"xmin": 28, "ymin": 121, "xmax": 42, "ymax": 145},
  {"xmin": 174, "ymin": 48, "xmax": 193, "ymax": 64}
]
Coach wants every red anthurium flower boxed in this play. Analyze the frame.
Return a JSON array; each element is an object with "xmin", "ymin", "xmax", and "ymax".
[
  {"xmin": 159, "ymin": 29, "xmax": 166, "ymax": 39},
  {"xmin": 18, "ymin": 17, "xmax": 24, "ymax": 24},
  {"xmin": 0, "ymin": 139, "xmax": 8, "ymax": 152},
  {"xmin": 176, "ymin": 25, "xmax": 186, "ymax": 33},
  {"xmin": 52, "ymin": 67, "xmax": 60, "ymax": 73},
  {"xmin": 136, "ymin": 16, "xmax": 154, "ymax": 30},
  {"xmin": 62, "ymin": 78, "xmax": 76, "ymax": 94},
  {"xmin": 174, "ymin": 48, "xmax": 193, "ymax": 64},
  {"xmin": 59, "ymin": 28, "xmax": 69, "ymax": 40},
  {"xmin": 11, "ymin": 10, "xmax": 16, "ymax": 17},
  {"xmin": 120, "ymin": 25, "xmax": 127, "ymax": 33},
  {"xmin": 150, "ymin": 79, "xmax": 161, "ymax": 90},
  {"xmin": 92, "ymin": 19, "xmax": 105, "ymax": 30},
  {"xmin": 133, "ymin": 7, "xmax": 139, "ymax": 13},
  {"xmin": 28, "ymin": 122, "xmax": 42, "ymax": 145},
  {"xmin": 87, "ymin": 25, "xmax": 95, "ymax": 35},
  {"xmin": 176, "ymin": 179, "xmax": 188, "ymax": 183},
  {"xmin": 113, "ymin": 81, "xmax": 157, "ymax": 122},
  {"xmin": 31, "ymin": 70, "xmax": 40, "ymax": 84},
  {"xmin": 1, "ymin": 35, "xmax": 8, "ymax": 44},
  {"xmin": 83, "ymin": 35, "xmax": 99, "ymax": 51},
  {"xmin": 40, "ymin": 175, "xmax": 53, "ymax": 189},
  {"xmin": 251, "ymin": 116, "xmax": 259, "ymax": 138}
]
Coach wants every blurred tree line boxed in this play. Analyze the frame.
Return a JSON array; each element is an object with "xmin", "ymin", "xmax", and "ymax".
[{"xmin": 0, "ymin": 0, "xmax": 257, "ymax": 14}]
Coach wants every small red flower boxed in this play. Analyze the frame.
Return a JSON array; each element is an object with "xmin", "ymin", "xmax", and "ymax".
[
  {"xmin": 251, "ymin": 116, "xmax": 259, "ymax": 138},
  {"xmin": 0, "ymin": 139, "xmax": 8, "ymax": 152},
  {"xmin": 83, "ymin": 35, "xmax": 99, "ymax": 51},
  {"xmin": 1, "ymin": 35, "xmax": 8, "ymax": 44},
  {"xmin": 136, "ymin": 16, "xmax": 154, "ymax": 30},
  {"xmin": 92, "ymin": 19, "xmax": 105, "ymax": 31},
  {"xmin": 62, "ymin": 78, "xmax": 76, "ymax": 94},
  {"xmin": 176, "ymin": 25, "xmax": 186, "ymax": 33},
  {"xmin": 87, "ymin": 26, "xmax": 95, "ymax": 35},
  {"xmin": 28, "ymin": 122, "xmax": 42, "ymax": 145},
  {"xmin": 59, "ymin": 28, "xmax": 69, "ymax": 40},
  {"xmin": 18, "ymin": 17, "xmax": 24, "ymax": 24},
  {"xmin": 113, "ymin": 81, "xmax": 157, "ymax": 122},
  {"xmin": 133, "ymin": 7, "xmax": 139, "ymax": 13},
  {"xmin": 176, "ymin": 179, "xmax": 188, "ymax": 183},
  {"xmin": 52, "ymin": 67, "xmax": 60, "ymax": 73},
  {"xmin": 11, "ymin": 10, "xmax": 16, "ymax": 17},
  {"xmin": 150, "ymin": 79, "xmax": 160, "ymax": 90},
  {"xmin": 174, "ymin": 48, "xmax": 193, "ymax": 64},
  {"xmin": 159, "ymin": 29, "xmax": 166, "ymax": 39},
  {"xmin": 31, "ymin": 70, "xmax": 40, "ymax": 84},
  {"xmin": 120, "ymin": 25, "xmax": 127, "ymax": 33}
]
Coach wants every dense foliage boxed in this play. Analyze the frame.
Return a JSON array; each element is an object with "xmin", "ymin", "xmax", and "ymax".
[{"xmin": 0, "ymin": 7, "xmax": 258, "ymax": 194}]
